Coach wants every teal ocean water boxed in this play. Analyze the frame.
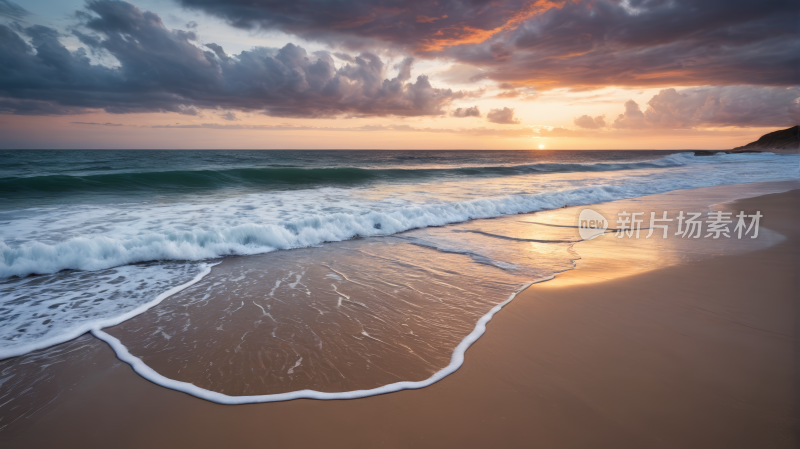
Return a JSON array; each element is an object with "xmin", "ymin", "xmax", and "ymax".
[{"xmin": 1, "ymin": 150, "xmax": 694, "ymax": 206}]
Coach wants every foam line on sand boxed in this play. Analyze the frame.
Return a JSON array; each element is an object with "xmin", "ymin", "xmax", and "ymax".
[{"xmin": 93, "ymin": 278, "xmax": 549, "ymax": 404}]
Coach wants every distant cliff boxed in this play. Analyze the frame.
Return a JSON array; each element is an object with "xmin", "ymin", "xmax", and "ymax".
[
  {"xmin": 694, "ymin": 126, "xmax": 799, "ymax": 156},
  {"xmin": 732, "ymin": 126, "xmax": 799, "ymax": 153}
]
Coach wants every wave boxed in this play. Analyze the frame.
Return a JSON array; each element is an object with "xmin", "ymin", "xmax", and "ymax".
[
  {"xmin": 0, "ymin": 152, "xmax": 694, "ymax": 196},
  {"xmin": 2, "ymin": 152, "xmax": 792, "ymax": 279},
  {"xmin": 1, "ymin": 183, "xmax": 638, "ymax": 278}
]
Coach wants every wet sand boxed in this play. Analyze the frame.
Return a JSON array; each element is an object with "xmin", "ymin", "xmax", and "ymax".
[{"xmin": 1, "ymin": 186, "xmax": 797, "ymax": 448}]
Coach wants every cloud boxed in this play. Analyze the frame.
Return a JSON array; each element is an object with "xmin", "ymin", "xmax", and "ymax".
[
  {"xmin": 0, "ymin": 98, "xmax": 85, "ymax": 115},
  {"xmin": 435, "ymin": 64, "xmax": 487, "ymax": 85},
  {"xmin": 204, "ymin": 43, "xmax": 229, "ymax": 60},
  {"xmin": 486, "ymin": 107, "xmax": 520, "ymax": 124},
  {"xmin": 489, "ymin": 42, "xmax": 513, "ymax": 61},
  {"xmin": 178, "ymin": 105, "xmax": 202, "ymax": 116},
  {"xmin": 496, "ymin": 90, "xmax": 520, "ymax": 98},
  {"xmin": 612, "ymin": 86, "xmax": 800, "ymax": 129},
  {"xmin": 176, "ymin": 0, "xmax": 546, "ymax": 51},
  {"xmin": 612, "ymin": 100, "xmax": 647, "ymax": 129},
  {"xmin": 218, "ymin": 111, "xmax": 238, "ymax": 121},
  {"xmin": 458, "ymin": 86, "xmax": 487, "ymax": 99},
  {"xmin": 573, "ymin": 114, "xmax": 606, "ymax": 129},
  {"xmin": 485, "ymin": 0, "xmax": 796, "ymax": 89},
  {"xmin": 451, "ymin": 106, "xmax": 481, "ymax": 118},
  {"xmin": 0, "ymin": 0, "xmax": 27, "ymax": 20},
  {"xmin": 332, "ymin": 53, "xmax": 355, "ymax": 62},
  {"xmin": 495, "ymin": 88, "xmax": 539, "ymax": 101},
  {"xmin": 643, "ymin": 86, "xmax": 800, "ymax": 128},
  {"xmin": 176, "ymin": 0, "xmax": 797, "ymax": 89},
  {"xmin": 0, "ymin": 1, "xmax": 466, "ymax": 118}
]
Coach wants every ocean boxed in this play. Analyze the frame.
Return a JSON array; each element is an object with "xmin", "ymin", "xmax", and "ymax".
[{"xmin": 1, "ymin": 149, "xmax": 798, "ymax": 402}]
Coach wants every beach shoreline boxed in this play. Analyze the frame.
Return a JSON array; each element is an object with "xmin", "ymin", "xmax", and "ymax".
[{"xmin": 1, "ymin": 182, "xmax": 797, "ymax": 448}]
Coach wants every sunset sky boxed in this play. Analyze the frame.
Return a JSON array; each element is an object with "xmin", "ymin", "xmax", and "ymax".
[{"xmin": 0, "ymin": 0, "xmax": 797, "ymax": 149}]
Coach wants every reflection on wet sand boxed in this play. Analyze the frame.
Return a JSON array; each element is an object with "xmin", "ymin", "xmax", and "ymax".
[{"xmin": 532, "ymin": 184, "xmax": 788, "ymax": 288}]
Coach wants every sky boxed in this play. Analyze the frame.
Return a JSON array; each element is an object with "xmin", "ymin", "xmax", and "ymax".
[{"xmin": 0, "ymin": 0, "xmax": 797, "ymax": 149}]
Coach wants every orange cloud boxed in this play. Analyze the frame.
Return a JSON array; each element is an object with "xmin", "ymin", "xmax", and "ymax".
[{"xmin": 417, "ymin": 0, "xmax": 568, "ymax": 51}]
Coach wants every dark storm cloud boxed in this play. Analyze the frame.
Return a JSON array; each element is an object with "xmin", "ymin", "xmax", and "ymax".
[
  {"xmin": 465, "ymin": 0, "xmax": 798, "ymax": 88},
  {"xmin": 610, "ymin": 86, "xmax": 800, "ymax": 129},
  {"xmin": 177, "ymin": 0, "xmax": 797, "ymax": 89},
  {"xmin": 176, "ymin": 0, "xmax": 538, "ymax": 51},
  {"xmin": 0, "ymin": 1, "xmax": 466, "ymax": 117},
  {"xmin": 486, "ymin": 107, "xmax": 520, "ymax": 124}
]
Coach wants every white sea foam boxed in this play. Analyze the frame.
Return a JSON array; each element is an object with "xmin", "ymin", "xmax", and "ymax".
[
  {"xmin": 0, "ymin": 263, "xmax": 216, "ymax": 360},
  {"xmin": 0, "ymin": 190, "xmax": 580, "ymax": 277}
]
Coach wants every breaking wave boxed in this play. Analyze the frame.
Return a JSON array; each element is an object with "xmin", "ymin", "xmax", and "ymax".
[
  {"xmin": 1, "ymin": 184, "xmax": 627, "ymax": 278},
  {"xmin": 2, "ymin": 152, "xmax": 797, "ymax": 279}
]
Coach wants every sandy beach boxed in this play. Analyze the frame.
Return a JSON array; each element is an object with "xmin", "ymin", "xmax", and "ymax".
[
  {"xmin": 3, "ymin": 0, "xmax": 797, "ymax": 446},
  {"xmin": 1, "ymin": 184, "xmax": 797, "ymax": 448}
]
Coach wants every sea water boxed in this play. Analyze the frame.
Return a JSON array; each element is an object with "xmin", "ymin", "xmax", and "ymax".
[{"xmin": 0, "ymin": 150, "xmax": 798, "ymax": 401}]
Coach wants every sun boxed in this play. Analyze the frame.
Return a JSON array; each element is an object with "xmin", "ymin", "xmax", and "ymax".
[{"xmin": 538, "ymin": 144, "xmax": 545, "ymax": 149}]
